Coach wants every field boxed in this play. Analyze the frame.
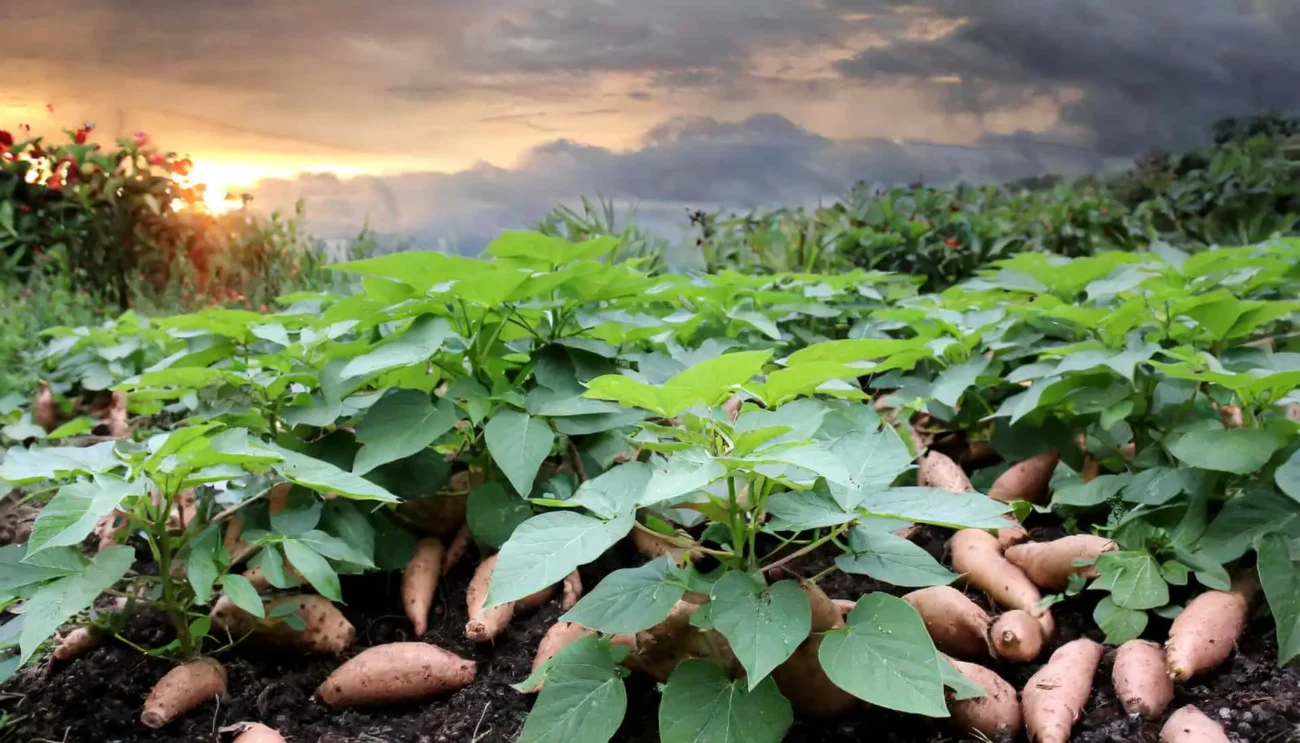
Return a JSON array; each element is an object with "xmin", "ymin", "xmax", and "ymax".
[{"xmin": 1, "ymin": 117, "xmax": 1299, "ymax": 743}]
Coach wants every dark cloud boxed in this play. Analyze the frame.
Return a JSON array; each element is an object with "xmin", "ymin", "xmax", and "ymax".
[
  {"xmin": 251, "ymin": 113, "xmax": 1107, "ymax": 258},
  {"xmin": 836, "ymin": 1, "xmax": 1300, "ymax": 153}
]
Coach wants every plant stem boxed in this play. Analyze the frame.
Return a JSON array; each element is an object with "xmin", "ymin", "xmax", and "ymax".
[
  {"xmin": 760, "ymin": 524, "xmax": 850, "ymax": 574},
  {"xmin": 727, "ymin": 476, "xmax": 745, "ymax": 570}
]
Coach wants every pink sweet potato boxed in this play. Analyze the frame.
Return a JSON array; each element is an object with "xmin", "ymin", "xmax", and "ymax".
[
  {"xmin": 1004, "ymin": 535, "xmax": 1117, "ymax": 591},
  {"xmin": 902, "ymin": 586, "xmax": 991, "ymax": 659},
  {"xmin": 944, "ymin": 656, "xmax": 1022, "ymax": 742},
  {"xmin": 989, "ymin": 451, "xmax": 1059, "ymax": 505},
  {"xmin": 315, "ymin": 642, "xmax": 476, "ymax": 707},
  {"xmin": 1165, "ymin": 578, "xmax": 1257, "ymax": 682},
  {"xmin": 1159, "ymin": 705, "xmax": 1231, "ymax": 743},
  {"xmin": 1112, "ymin": 639, "xmax": 1174, "ymax": 719},
  {"xmin": 403, "ymin": 537, "xmax": 445, "ymax": 635},
  {"xmin": 1021, "ymin": 639, "xmax": 1103, "ymax": 743},
  {"xmin": 465, "ymin": 554, "xmax": 514, "ymax": 642},
  {"xmin": 141, "ymin": 657, "xmax": 227, "ymax": 728}
]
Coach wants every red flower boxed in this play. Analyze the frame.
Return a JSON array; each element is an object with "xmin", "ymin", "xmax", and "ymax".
[
  {"xmin": 48, "ymin": 176, "xmax": 63, "ymax": 190},
  {"xmin": 74, "ymin": 128, "xmax": 90, "ymax": 144},
  {"xmin": 0, "ymin": 130, "xmax": 12, "ymax": 147},
  {"xmin": 172, "ymin": 158, "xmax": 192, "ymax": 176},
  {"xmin": 46, "ymin": 103, "xmax": 54, "ymax": 114},
  {"xmin": 18, "ymin": 205, "xmax": 30, "ymax": 213},
  {"xmin": 147, "ymin": 153, "xmax": 167, "ymax": 166},
  {"xmin": 134, "ymin": 131, "xmax": 150, "ymax": 146},
  {"xmin": 945, "ymin": 238, "xmax": 959, "ymax": 247}
]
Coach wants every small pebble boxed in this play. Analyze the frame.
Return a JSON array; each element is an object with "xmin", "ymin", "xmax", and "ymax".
[{"xmin": 1218, "ymin": 707, "xmax": 1232, "ymax": 720}]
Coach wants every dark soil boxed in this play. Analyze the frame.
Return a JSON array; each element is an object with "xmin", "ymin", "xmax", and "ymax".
[{"xmin": 4, "ymin": 527, "xmax": 1299, "ymax": 743}]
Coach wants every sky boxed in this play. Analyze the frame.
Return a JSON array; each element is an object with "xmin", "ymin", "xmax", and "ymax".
[{"xmin": 2, "ymin": 1, "xmax": 1299, "ymax": 251}]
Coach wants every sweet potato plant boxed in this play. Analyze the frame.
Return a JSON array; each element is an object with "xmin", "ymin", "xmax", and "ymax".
[{"xmin": 1, "ymin": 230, "xmax": 1299, "ymax": 742}]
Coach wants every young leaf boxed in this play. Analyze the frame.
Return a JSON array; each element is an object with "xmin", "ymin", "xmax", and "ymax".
[
  {"xmin": 219, "ymin": 574, "xmax": 265, "ymax": 618},
  {"xmin": 835, "ymin": 528, "xmax": 958, "ymax": 588},
  {"xmin": 818, "ymin": 593, "xmax": 947, "ymax": 717},
  {"xmin": 467, "ymin": 482, "xmax": 534, "ymax": 550},
  {"xmin": 19, "ymin": 545, "xmax": 134, "ymax": 664},
  {"xmin": 282, "ymin": 539, "xmax": 342, "ymax": 601},
  {"xmin": 860, "ymin": 487, "xmax": 1010, "ymax": 530},
  {"xmin": 659, "ymin": 660, "xmax": 793, "ymax": 743},
  {"xmin": 1089, "ymin": 552, "xmax": 1169, "ymax": 610},
  {"xmin": 561, "ymin": 556, "xmax": 686, "ymax": 634},
  {"xmin": 25, "ymin": 476, "xmax": 141, "ymax": 555},
  {"xmin": 484, "ymin": 409, "xmax": 555, "ymax": 497},
  {"xmin": 1166, "ymin": 428, "xmax": 1282, "ymax": 475},
  {"xmin": 352, "ymin": 391, "xmax": 459, "ymax": 475},
  {"xmin": 1256, "ymin": 533, "xmax": 1300, "ymax": 666},
  {"xmin": 516, "ymin": 636, "xmax": 626, "ymax": 743},
  {"xmin": 1093, "ymin": 596, "xmax": 1148, "ymax": 645},
  {"xmin": 707, "ymin": 573, "xmax": 811, "ymax": 690},
  {"xmin": 272, "ymin": 447, "xmax": 399, "ymax": 503},
  {"xmin": 486, "ymin": 511, "xmax": 633, "ymax": 607}
]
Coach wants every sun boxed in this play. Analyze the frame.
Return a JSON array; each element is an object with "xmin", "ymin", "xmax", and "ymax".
[{"xmin": 181, "ymin": 161, "xmax": 264, "ymax": 214}]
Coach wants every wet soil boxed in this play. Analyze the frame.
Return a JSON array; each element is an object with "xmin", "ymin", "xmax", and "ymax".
[{"xmin": 3, "ymin": 527, "xmax": 1299, "ymax": 743}]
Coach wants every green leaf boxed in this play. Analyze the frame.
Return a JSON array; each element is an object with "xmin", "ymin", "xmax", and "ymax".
[
  {"xmin": 19, "ymin": 545, "xmax": 134, "ymax": 664},
  {"xmin": 484, "ymin": 410, "xmax": 554, "ymax": 497},
  {"xmin": 46, "ymin": 417, "xmax": 95, "ymax": 439},
  {"xmin": 486, "ymin": 511, "xmax": 633, "ymax": 607},
  {"xmin": 1093, "ymin": 596, "xmax": 1148, "ymax": 645},
  {"xmin": 1276, "ymin": 449, "xmax": 1300, "ymax": 504},
  {"xmin": 487, "ymin": 231, "xmax": 617, "ymax": 266},
  {"xmin": 930, "ymin": 357, "xmax": 990, "ymax": 408},
  {"xmin": 468, "ymin": 482, "xmax": 534, "ymax": 550},
  {"xmin": 836, "ymin": 528, "xmax": 957, "ymax": 588},
  {"xmin": 1196, "ymin": 488, "xmax": 1298, "ymax": 563},
  {"xmin": 860, "ymin": 487, "xmax": 1010, "ymax": 530},
  {"xmin": 516, "ymin": 636, "xmax": 626, "ymax": 743},
  {"xmin": 251, "ymin": 544, "xmax": 292, "ymax": 589},
  {"xmin": 0, "ymin": 545, "xmax": 85, "ymax": 595},
  {"xmin": 561, "ymin": 556, "xmax": 686, "ymax": 634},
  {"xmin": 566, "ymin": 462, "xmax": 651, "ymax": 519},
  {"xmin": 585, "ymin": 351, "xmax": 772, "ymax": 418},
  {"xmin": 0, "ymin": 442, "xmax": 120, "ymax": 485},
  {"xmin": 659, "ymin": 660, "xmax": 792, "ymax": 743},
  {"xmin": 641, "ymin": 450, "xmax": 727, "ymax": 508},
  {"xmin": 1166, "ymin": 428, "xmax": 1282, "ymax": 475},
  {"xmin": 754, "ymin": 363, "xmax": 864, "ymax": 407},
  {"xmin": 186, "ymin": 525, "xmax": 222, "ymax": 605},
  {"xmin": 938, "ymin": 655, "xmax": 986, "ymax": 701},
  {"xmin": 818, "ymin": 593, "xmax": 947, "ymax": 717},
  {"xmin": 764, "ymin": 485, "xmax": 856, "ymax": 531},
  {"xmin": 1121, "ymin": 467, "xmax": 1186, "ymax": 505},
  {"xmin": 282, "ymin": 539, "xmax": 341, "ymax": 601},
  {"xmin": 26, "ymin": 476, "xmax": 140, "ymax": 555},
  {"xmin": 219, "ymin": 574, "xmax": 265, "ymax": 618},
  {"xmin": 270, "ymin": 495, "xmax": 322, "ymax": 537},
  {"xmin": 819, "ymin": 419, "xmax": 913, "ymax": 508},
  {"xmin": 298, "ymin": 529, "xmax": 376, "ymax": 570},
  {"xmin": 1257, "ymin": 533, "xmax": 1300, "ymax": 666},
  {"xmin": 708, "ymin": 573, "xmax": 810, "ymax": 689},
  {"xmin": 272, "ymin": 447, "xmax": 399, "ymax": 503},
  {"xmin": 1052, "ymin": 474, "xmax": 1132, "ymax": 508},
  {"xmin": 1090, "ymin": 551, "xmax": 1169, "ymax": 610},
  {"xmin": 340, "ymin": 316, "xmax": 453, "ymax": 379},
  {"xmin": 352, "ymin": 391, "xmax": 459, "ymax": 475}
]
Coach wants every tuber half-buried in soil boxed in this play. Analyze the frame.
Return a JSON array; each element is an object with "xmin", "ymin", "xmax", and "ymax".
[
  {"xmin": 988, "ymin": 609, "xmax": 1043, "ymax": 662},
  {"xmin": 943, "ymin": 655, "xmax": 1022, "ymax": 742},
  {"xmin": 1165, "ymin": 576, "xmax": 1258, "ymax": 682},
  {"xmin": 988, "ymin": 451, "xmax": 1059, "ymax": 505},
  {"xmin": 315, "ymin": 642, "xmax": 477, "ymax": 707},
  {"xmin": 230, "ymin": 722, "xmax": 288, "ymax": 743},
  {"xmin": 523, "ymin": 621, "xmax": 595, "ymax": 693},
  {"xmin": 1004, "ymin": 534, "xmax": 1117, "ymax": 591},
  {"xmin": 140, "ymin": 657, "xmax": 228, "ymax": 728},
  {"xmin": 464, "ymin": 553, "xmax": 561, "ymax": 643},
  {"xmin": 1159, "ymin": 705, "xmax": 1232, "ymax": 743},
  {"xmin": 1112, "ymin": 639, "xmax": 1174, "ymax": 719},
  {"xmin": 210, "ymin": 594, "xmax": 354, "ymax": 654},
  {"xmin": 1021, "ymin": 638, "xmax": 1103, "ymax": 743},
  {"xmin": 403, "ymin": 537, "xmax": 445, "ymax": 635},
  {"xmin": 902, "ymin": 586, "xmax": 992, "ymax": 659}
]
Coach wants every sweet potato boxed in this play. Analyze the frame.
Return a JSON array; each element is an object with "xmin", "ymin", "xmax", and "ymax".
[
  {"xmin": 831, "ymin": 599, "xmax": 856, "ymax": 619},
  {"xmin": 632, "ymin": 525, "xmax": 699, "ymax": 564},
  {"xmin": 403, "ymin": 538, "xmax": 445, "ymax": 635},
  {"xmin": 140, "ymin": 657, "xmax": 228, "ymax": 728},
  {"xmin": 315, "ymin": 642, "xmax": 476, "ymax": 707},
  {"xmin": 99, "ymin": 390, "xmax": 130, "ymax": 439},
  {"xmin": 465, "ymin": 554, "xmax": 514, "ymax": 643},
  {"xmin": 523, "ymin": 622, "xmax": 595, "ymax": 693},
  {"xmin": 918, "ymin": 451, "xmax": 974, "ymax": 492},
  {"xmin": 95, "ymin": 509, "xmax": 130, "ymax": 552},
  {"xmin": 988, "ymin": 451, "xmax": 1059, "ymax": 505},
  {"xmin": 517, "ymin": 584, "xmax": 556, "ymax": 612},
  {"xmin": 211, "ymin": 594, "xmax": 354, "ymax": 654},
  {"xmin": 561, "ymin": 570, "xmax": 583, "ymax": 611},
  {"xmin": 52, "ymin": 626, "xmax": 103, "ymax": 662},
  {"xmin": 241, "ymin": 564, "xmax": 303, "ymax": 592},
  {"xmin": 1021, "ymin": 638, "xmax": 1103, "ymax": 743},
  {"xmin": 944, "ymin": 656, "xmax": 1022, "ymax": 742},
  {"xmin": 443, "ymin": 522, "xmax": 471, "ymax": 575},
  {"xmin": 1165, "ymin": 578, "xmax": 1257, "ymax": 682},
  {"xmin": 722, "ymin": 394, "xmax": 743, "ymax": 421},
  {"xmin": 1113, "ymin": 639, "xmax": 1174, "ymax": 719},
  {"xmin": 1159, "ymin": 705, "xmax": 1231, "ymax": 743},
  {"xmin": 949, "ymin": 529, "xmax": 1054, "ymax": 638},
  {"xmin": 1004, "ymin": 535, "xmax": 1117, "ymax": 591},
  {"xmin": 988, "ymin": 610, "xmax": 1043, "ymax": 662},
  {"xmin": 399, "ymin": 494, "xmax": 469, "ymax": 539},
  {"xmin": 231, "ymin": 723, "xmax": 287, "ymax": 743},
  {"xmin": 771, "ymin": 582, "xmax": 857, "ymax": 717},
  {"xmin": 34, "ymin": 380, "xmax": 59, "ymax": 433},
  {"xmin": 166, "ymin": 489, "xmax": 198, "ymax": 535},
  {"xmin": 902, "ymin": 586, "xmax": 992, "ymax": 659}
]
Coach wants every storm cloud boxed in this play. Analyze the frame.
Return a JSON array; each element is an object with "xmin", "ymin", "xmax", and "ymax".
[{"xmin": 1, "ymin": 1, "xmax": 1296, "ymax": 246}]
